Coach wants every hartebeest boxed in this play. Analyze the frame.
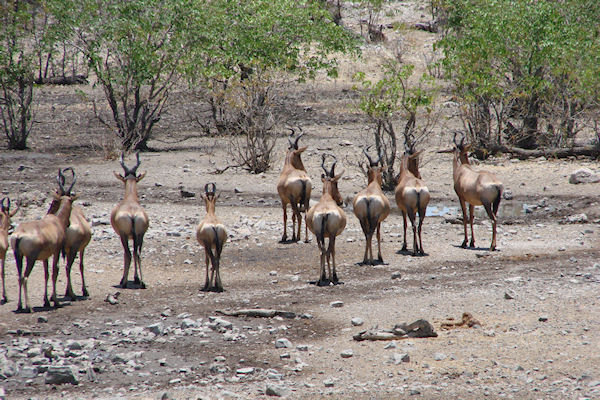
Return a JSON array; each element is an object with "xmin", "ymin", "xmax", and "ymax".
[
  {"xmin": 443, "ymin": 133, "xmax": 503, "ymax": 250},
  {"xmin": 353, "ymin": 146, "xmax": 390, "ymax": 265},
  {"xmin": 1, "ymin": 197, "xmax": 18, "ymax": 304},
  {"xmin": 111, "ymin": 152, "xmax": 149, "ymax": 288},
  {"xmin": 48, "ymin": 167, "xmax": 92, "ymax": 300},
  {"xmin": 395, "ymin": 140, "xmax": 430, "ymax": 256},
  {"xmin": 277, "ymin": 130, "xmax": 312, "ymax": 243},
  {"xmin": 196, "ymin": 183, "xmax": 228, "ymax": 292},
  {"xmin": 307, "ymin": 154, "xmax": 346, "ymax": 286},
  {"xmin": 11, "ymin": 170, "xmax": 77, "ymax": 312}
]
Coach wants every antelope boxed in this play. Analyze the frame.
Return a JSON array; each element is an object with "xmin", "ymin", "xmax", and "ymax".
[
  {"xmin": 442, "ymin": 133, "xmax": 503, "ymax": 250},
  {"xmin": 111, "ymin": 152, "xmax": 149, "ymax": 288},
  {"xmin": 307, "ymin": 154, "xmax": 346, "ymax": 286},
  {"xmin": 1, "ymin": 197, "xmax": 18, "ymax": 304},
  {"xmin": 196, "ymin": 183, "xmax": 228, "ymax": 292},
  {"xmin": 48, "ymin": 167, "xmax": 92, "ymax": 300},
  {"xmin": 352, "ymin": 146, "xmax": 390, "ymax": 265},
  {"xmin": 277, "ymin": 130, "xmax": 312, "ymax": 243},
  {"xmin": 11, "ymin": 170, "xmax": 77, "ymax": 312},
  {"xmin": 394, "ymin": 139, "xmax": 430, "ymax": 256}
]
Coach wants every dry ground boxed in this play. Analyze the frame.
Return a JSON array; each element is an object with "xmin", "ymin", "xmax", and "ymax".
[{"xmin": 1, "ymin": 1, "xmax": 600, "ymax": 399}]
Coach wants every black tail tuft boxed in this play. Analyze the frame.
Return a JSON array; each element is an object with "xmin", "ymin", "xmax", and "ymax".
[
  {"xmin": 492, "ymin": 185, "xmax": 502, "ymax": 216},
  {"xmin": 318, "ymin": 214, "xmax": 329, "ymax": 245},
  {"xmin": 299, "ymin": 181, "xmax": 307, "ymax": 212}
]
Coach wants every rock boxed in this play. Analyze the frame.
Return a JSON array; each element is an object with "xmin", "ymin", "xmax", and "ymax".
[
  {"xmin": 180, "ymin": 189, "xmax": 196, "ymax": 198},
  {"xmin": 296, "ymin": 344, "xmax": 309, "ymax": 352},
  {"xmin": 45, "ymin": 366, "xmax": 78, "ymax": 385},
  {"xmin": 330, "ymin": 301, "xmax": 344, "ymax": 308},
  {"xmin": 236, "ymin": 367, "xmax": 254, "ymax": 374},
  {"xmin": 384, "ymin": 342, "xmax": 397, "ymax": 350},
  {"xmin": 234, "ymin": 188, "xmax": 243, "ymax": 194},
  {"xmin": 539, "ymin": 315, "xmax": 549, "ymax": 322},
  {"xmin": 181, "ymin": 318, "xmax": 198, "ymax": 329},
  {"xmin": 433, "ymin": 352, "xmax": 447, "ymax": 361},
  {"xmin": 391, "ymin": 271, "xmax": 402, "ymax": 280},
  {"xmin": 104, "ymin": 292, "xmax": 120, "ymax": 305},
  {"xmin": 37, "ymin": 316, "xmax": 48, "ymax": 323},
  {"xmin": 569, "ymin": 168, "xmax": 600, "ymax": 184},
  {"xmin": 266, "ymin": 383, "xmax": 289, "ymax": 397},
  {"xmin": 161, "ymin": 309, "xmax": 172, "ymax": 317},
  {"xmin": 351, "ymin": 317, "xmax": 364, "ymax": 326},
  {"xmin": 565, "ymin": 213, "xmax": 588, "ymax": 224},
  {"xmin": 323, "ymin": 379, "xmax": 335, "ymax": 387},
  {"xmin": 503, "ymin": 190, "xmax": 514, "ymax": 200},
  {"xmin": 19, "ymin": 366, "xmax": 38, "ymax": 379},
  {"xmin": 340, "ymin": 349, "xmax": 354, "ymax": 358},
  {"xmin": 504, "ymin": 289, "xmax": 516, "ymax": 300},
  {"xmin": 391, "ymin": 353, "xmax": 410, "ymax": 364},
  {"xmin": 146, "ymin": 322, "xmax": 165, "ymax": 336},
  {"xmin": 269, "ymin": 270, "xmax": 278, "ymax": 276},
  {"xmin": 275, "ymin": 338, "xmax": 293, "ymax": 349}
]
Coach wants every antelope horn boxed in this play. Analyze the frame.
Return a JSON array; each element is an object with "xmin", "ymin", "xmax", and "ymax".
[
  {"xmin": 363, "ymin": 146, "xmax": 377, "ymax": 167},
  {"xmin": 0, "ymin": 197, "xmax": 6, "ymax": 212},
  {"xmin": 330, "ymin": 155, "xmax": 337, "ymax": 177},
  {"xmin": 119, "ymin": 153, "xmax": 131, "ymax": 176},
  {"xmin": 62, "ymin": 167, "xmax": 77, "ymax": 195},
  {"xmin": 452, "ymin": 131, "xmax": 458, "ymax": 146},
  {"xmin": 287, "ymin": 128, "xmax": 295, "ymax": 147},
  {"xmin": 321, "ymin": 153, "xmax": 329, "ymax": 175},
  {"xmin": 294, "ymin": 132, "xmax": 304, "ymax": 149},
  {"xmin": 6, "ymin": 197, "xmax": 10, "ymax": 212},
  {"xmin": 204, "ymin": 183, "xmax": 210, "ymax": 194},
  {"xmin": 130, "ymin": 152, "xmax": 141, "ymax": 174},
  {"xmin": 459, "ymin": 132, "xmax": 466, "ymax": 148},
  {"xmin": 209, "ymin": 182, "xmax": 217, "ymax": 194},
  {"xmin": 57, "ymin": 169, "xmax": 67, "ymax": 194}
]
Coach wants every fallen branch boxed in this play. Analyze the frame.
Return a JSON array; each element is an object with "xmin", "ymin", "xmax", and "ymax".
[
  {"xmin": 34, "ymin": 75, "xmax": 88, "ymax": 85},
  {"xmin": 353, "ymin": 319, "xmax": 438, "ymax": 341},
  {"xmin": 499, "ymin": 145, "xmax": 599, "ymax": 160},
  {"xmin": 210, "ymin": 163, "xmax": 245, "ymax": 175},
  {"xmin": 414, "ymin": 21, "xmax": 438, "ymax": 33},
  {"xmin": 216, "ymin": 308, "xmax": 297, "ymax": 319}
]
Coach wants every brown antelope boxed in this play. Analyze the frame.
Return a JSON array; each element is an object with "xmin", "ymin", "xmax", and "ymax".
[
  {"xmin": 1, "ymin": 197, "xmax": 18, "ymax": 304},
  {"xmin": 111, "ymin": 152, "xmax": 149, "ymax": 288},
  {"xmin": 443, "ymin": 133, "xmax": 503, "ymax": 250},
  {"xmin": 307, "ymin": 154, "xmax": 346, "ymax": 286},
  {"xmin": 196, "ymin": 183, "xmax": 228, "ymax": 292},
  {"xmin": 277, "ymin": 130, "xmax": 312, "ymax": 243},
  {"xmin": 11, "ymin": 170, "xmax": 77, "ymax": 312},
  {"xmin": 394, "ymin": 139, "xmax": 430, "ymax": 256},
  {"xmin": 48, "ymin": 167, "xmax": 92, "ymax": 300},
  {"xmin": 353, "ymin": 146, "xmax": 390, "ymax": 265}
]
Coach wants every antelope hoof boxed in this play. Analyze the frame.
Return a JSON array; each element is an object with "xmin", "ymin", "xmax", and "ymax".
[
  {"xmin": 23, "ymin": 306, "xmax": 32, "ymax": 314},
  {"xmin": 65, "ymin": 293, "xmax": 76, "ymax": 302},
  {"xmin": 470, "ymin": 240, "xmax": 475, "ymax": 248},
  {"xmin": 279, "ymin": 235, "xmax": 287, "ymax": 243},
  {"xmin": 1, "ymin": 296, "xmax": 7, "ymax": 305},
  {"xmin": 332, "ymin": 274, "xmax": 339, "ymax": 284},
  {"xmin": 44, "ymin": 299, "xmax": 51, "ymax": 308},
  {"xmin": 490, "ymin": 245, "xmax": 496, "ymax": 251},
  {"xmin": 140, "ymin": 282, "xmax": 146, "ymax": 289},
  {"xmin": 134, "ymin": 276, "xmax": 141, "ymax": 285},
  {"xmin": 316, "ymin": 279, "xmax": 330, "ymax": 287},
  {"xmin": 377, "ymin": 256, "xmax": 384, "ymax": 263},
  {"xmin": 401, "ymin": 244, "xmax": 407, "ymax": 252},
  {"xmin": 304, "ymin": 238, "xmax": 310, "ymax": 243},
  {"xmin": 119, "ymin": 281, "xmax": 128, "ymax": 289},
  {"xmin": 82, "ymin": 289, "xmax": 89, "ymax": 298},
  {"xmin": 460, "ymin": 240, "xmax": 467, "ymax": 248},
  {"xmin": 213, "ymin": 286, "xmax": 224, "ymax": 293}
]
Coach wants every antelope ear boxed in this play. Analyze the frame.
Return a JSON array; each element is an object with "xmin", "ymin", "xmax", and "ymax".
[
  {"xmin": 409, "ymin": 150, "xmax": 422, "ymax": 159},
  {"xmin": 333, "ymin": 169, "xmax": 345, "ymax": 181},
  {"xmin": 215, "ymin": 192, "xmax": 221, "ymax": 201},
  {"xmin": 114, "ymin": 172, "xmax": 126, "ymax": 182},
  {"xmin": 201, "ymin": 193, "xmax": 207, "ymax": 202},
  {"xmin": 9, "ymin": 205, "xmax": 19, "ymax": 217},
  {"xmin": 136, "ymin": 171, "xmax": 147, "ymax": 182},
  {"xmin": 321, "ymin": 173, "xmax": 326, "ymax": 182},
  {"xmin": 70, "ymin": 193, "xmax": 80, "ymax": 201},
  {"xmin": 51, "ymin": 191, "xmax": 61, "ymax": 200},
  {"xmin": 297, "ymin": 146, "xmax": 308, "ymax": 153},
  {"xmin": 463, "ymin": 144, "xmax": 472, "ymax": 152}
]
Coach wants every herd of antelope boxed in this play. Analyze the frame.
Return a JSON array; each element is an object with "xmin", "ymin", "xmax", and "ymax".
[{"xmin": 0, "ymin": 131, "xmax": 502, "ymax": 312}]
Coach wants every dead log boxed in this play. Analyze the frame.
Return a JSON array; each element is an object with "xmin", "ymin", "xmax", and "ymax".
[
  {"xmin": 34, "ymin": 75, "xmax": 88, "ymax": 85},
  {"xmin": 215, "ymin": 308, "xmax": 297, "ymax": 319},
  {"xmin": 499, "ymin": 145, "xmax": 599, "ymax": 160}
]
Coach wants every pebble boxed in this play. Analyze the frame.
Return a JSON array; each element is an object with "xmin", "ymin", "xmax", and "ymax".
[
  {"xmin": 351, "ymin": 317, "xmax": 364, "ymax": 326},
  {"xmin": 266, "ymin": 383, "xmax": 289, "ymax": 397},
  {"xmin": 391, "ymin": 271, "xmax": 402, "ymax": 280},
  {"xmin": 392, "ymin": 353, "xmax": 410, "ymax": 365},
  {"xmin": 146, "ymin": 322, "xmax": 165, "ymax": 336},
  {"xmin": 340, "ymin": 349, "xmax": 354, "ymax": 358},
  {"xmin": 37, "ymin": 316, "xmax": 48, "ymax": 323},
  {"xmin": 323, "ymin": 379, "xmax": 335, "ymax": 387},
  {"xmin": 236, "ymin": 367, "xmax": 254, "ymax": 374},
  {"xmin": 275, "ymin": 338, "xmax": 293, "ymax": 349},
  {"xmin": 539, "ymin": 315, "xmax": 549, "ymax": 322},
  {"xmin": 433, "ymin": 352, "xmax": 447, "ymax": 361},
  {"xmin": 330, "ymin": 301, "xmax": 344, "ymax": 308},
  {"xmin": 44, "ymin": 366, "xmax": 78, "ymax": 385}
]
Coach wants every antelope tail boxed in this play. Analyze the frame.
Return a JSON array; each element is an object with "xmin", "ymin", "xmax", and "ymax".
[
  {"xmin": 299, "ymin": 181, "xmax": 307, "ymax": 212},
  {"xmin": 212, "ymin": 226, "xmax": 220, "ymax": 253},
  {"xmin": 492, "ymin": 184, "xmax": 503, "ymax": 216},
  {"xmin": 366, "ymin": 199, "xmax": 377, "ymax": 236},
  {"xmin": 318, "ymin": 214, "xmax": 329, "ymax": 244}
]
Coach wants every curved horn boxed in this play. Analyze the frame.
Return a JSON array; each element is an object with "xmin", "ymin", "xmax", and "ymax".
[
  {"xmin": 209, "ymin": 182, "xmax": 216, "ymax": 194},
  {"xmin": 0, "ymin": 197, "xmax": 6, "ymax": 212},
  {"xmin": 130, "ymin": 152, "xmax": 141, "ymax": 174},
  {"xmin": 6, "ymin": 197, "xmax": 10, "ymax": 212},
  {"xmin": 452, "ymin": 131, "xmax": 458, "ymax": 146},
  {"xmin": 459, "ymin": 132, "xmax": 466, "ymax": 148},
  {"xmin": 294, "ymin": 132, "xmax": 304, "ymax": 149},
  {"xmin": 287, "ymin": 128, "xmax": 295, "ymax": 148},
  {"xmin": 63, "ymin": 167, "xmax": 76, "ymax": 195},
  {"xmin": 363, "ymin": 145, "xmax": 377, "ymax": 167},
  {"xmin": 321, "ymin": 153, "xmax": 329, "ymax": 175},
  {"xmin": 204, "ymin": 183, "xmax": 210, "ymax": 194},
  {"xmin": 119, "ymin": 153, "xmax": 131, "ymax": 176},
  {"xmin": 330, "ymin": 155, "xmax": 337, "ymax": 177},
  {"xmin": 57, "ymin": 169, "xmax": 67, "ymax": 194}
]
